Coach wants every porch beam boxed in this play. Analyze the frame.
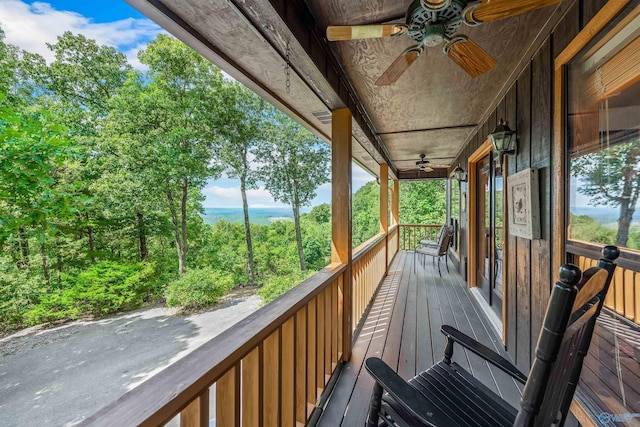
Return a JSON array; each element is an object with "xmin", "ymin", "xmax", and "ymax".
[
  {"xmin": 397, "ymin": 169, "xmax": 448, "ymax": 180},
  {"xmin": 331, "ymin": 108, "xmax": 353, "ymax": 360}
]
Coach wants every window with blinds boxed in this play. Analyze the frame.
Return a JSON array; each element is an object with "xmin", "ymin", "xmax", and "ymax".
[{"xmin": 568, "ymin": 5, "xmax": 640, "ymax": 253}]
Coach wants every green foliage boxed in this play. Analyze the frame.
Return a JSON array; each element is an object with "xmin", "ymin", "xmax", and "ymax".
[
  {"xmin": 165, "ymin": 268, "xmax": 234, "ymax": 309},
  {"xmin": 399, "ymin": 180, "xmax": 447, "ymax": 224},
  {"xmin": 259, "ymin": 270, "xmax": 315, "ymax": 304},
  {"xmin": 307, "ymin": 203, "xmax": 331, "ymax": 224},
  {"xmin": 258, "ymin": 108, "xmax": 330, "ymax": 270},
  {"xmin": 571, "ymin": 138, "xmax": 640, "ymax": 247},
  {"xmin": 352, "ymin": 181, "xmax": 380, "ymax": 247},
  {"xmin": 18, "ymin": 262, "xmax": 159, "ymax": 328}
]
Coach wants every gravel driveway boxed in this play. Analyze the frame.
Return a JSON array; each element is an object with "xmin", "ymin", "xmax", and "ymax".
[{"xmin": 0, "ymin": 294, "xmax": 260, "ymax": 427}]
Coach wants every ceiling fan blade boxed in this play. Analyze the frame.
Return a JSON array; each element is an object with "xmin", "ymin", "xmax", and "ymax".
[
  {"xmin": 471, "ymin": 0, "xmax": 566, "ymax": 23},
  {"xmin": 446, "ymin": 37, "xmax": 497, "ymax": 78},
  {"xmin": 326, "ymin": 25, "xmax": 405, "ymax": 41},
  {"xmin": 375, "ymin": 48, "xmax": 422, "ymax": 86}
]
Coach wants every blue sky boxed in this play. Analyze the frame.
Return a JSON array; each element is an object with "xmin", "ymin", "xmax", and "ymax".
[{"xmin": 0, "ymin": 0, "xmax": 375, "ymax": 208}]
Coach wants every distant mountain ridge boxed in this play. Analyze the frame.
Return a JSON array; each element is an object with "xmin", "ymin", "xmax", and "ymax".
[{"xmin": 571, "ymin": 206, "xmax": 640, "ymax": 224}]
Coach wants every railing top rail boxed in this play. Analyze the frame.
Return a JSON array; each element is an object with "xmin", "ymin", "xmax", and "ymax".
[
  {"xmin": 398, "ymin": 223, "xmax": 442, "ymax": 227},
  {"xmin": 568, "ymin": 240, "xmax": 640, "ymax": 271},
  {"xmin": 353, "ymin": 232, "xmax": 386, "ymax": 263},
  {"xmin": 81, "ymin": 263, "xmax": 347, "ymax": 427}
]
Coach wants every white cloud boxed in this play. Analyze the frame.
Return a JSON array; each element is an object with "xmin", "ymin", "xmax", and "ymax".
[
  {"xmin": 353, "ymin": 163, "xmax": 376, "ymax": 184},
  {"xmin": 203, "ymin": 185, "xmax": 288, "ymax": 208},
  {"xmin": 0, "ymin": 0, "xmax": 163, "ymax": 66}
]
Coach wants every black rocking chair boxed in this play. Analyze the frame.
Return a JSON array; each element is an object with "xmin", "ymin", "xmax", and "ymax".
[{"xmin": 365, "ymin": 245, "xmax": 619, "ymax": 427}]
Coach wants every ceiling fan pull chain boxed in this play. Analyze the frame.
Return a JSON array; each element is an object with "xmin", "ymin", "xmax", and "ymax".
[{"xmin": 285, "ymin": 40, "xmax": 291, "ymax": 94}]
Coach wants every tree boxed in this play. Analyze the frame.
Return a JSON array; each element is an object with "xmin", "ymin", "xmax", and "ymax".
[
  {"xmin": 259, "ymin": 109, "xmax": 330, "ymax": 270},
  {"xmin": 107, "ymin": 35, "xmax": 225, "ymax": 274},
  {"xmin": 572, "ymin": 138, "xmax": 640, "ymax": 247},
  {"xmin": 35, "ymin": 32, "xmax": 134, "ymax": 265},
  {"xmin": 399, "ymin": 180, "xmax": 447, "ymax": 224},
  {"xmin": 352, "ymin": 181, "xmax": 379, "ymax": 246},
  {"xmin": 217, "ymin": 83, "xmax": 267, "ymax": 284},
  {"xmin": 0, "ymin": 103, "xmax": 78, "ymax": 278}
]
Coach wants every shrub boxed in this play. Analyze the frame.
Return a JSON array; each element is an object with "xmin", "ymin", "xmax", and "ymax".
[
  {"xmin": 259, "ymin": 270, "xmax": 315, "ymax": 304},
  {"xmin": 21, "ymin": 261, "xmax": 158, "ymax": 326},
  {"xmin": 165, "ymin": 268, "xmax": 234, "ymax": 309}
]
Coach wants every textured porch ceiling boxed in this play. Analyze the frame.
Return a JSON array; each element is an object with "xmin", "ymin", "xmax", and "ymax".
[
  {"xmin": 127, "ymin": 0, "xmax": 569, "ymax": 178},
  {"xmin": 306, "ymin": 0, "xmax": 558, "ymax": 173}
]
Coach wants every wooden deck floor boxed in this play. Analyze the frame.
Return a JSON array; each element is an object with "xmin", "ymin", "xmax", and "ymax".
[
  {"xmin": 317, "ymin": 251, "xmax": 524, "ymax": 426},
  {"xmin": 577, "ymin": 311, "xmax": 640, "ymax": 425}
]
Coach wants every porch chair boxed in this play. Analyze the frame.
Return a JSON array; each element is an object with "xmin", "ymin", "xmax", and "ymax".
[
  {"xmin": 366, "ymin": 245, "xmax": 619, "ymax": 427},
  {"xmin": 414, "ymin": 225, "xmax": 454, "ymax": 276},
  {"xmin": 418, "ymin": 224, "xmax": 447, "ymax": 248}
]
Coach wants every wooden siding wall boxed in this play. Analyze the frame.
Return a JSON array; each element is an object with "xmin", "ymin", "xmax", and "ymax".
[{"xmin": 450, "ymin": 0, "xmax": 608, "ymax": 372}]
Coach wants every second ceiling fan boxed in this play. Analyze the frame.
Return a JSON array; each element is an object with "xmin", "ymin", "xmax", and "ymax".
[{"xmin": 326, "ymin": 0, "xmax": 567, "ymax": 86}]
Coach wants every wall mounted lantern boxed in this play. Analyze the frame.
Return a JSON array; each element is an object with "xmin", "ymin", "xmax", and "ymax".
[
  {"xmin": 489, "ymin": 118, "xmax": 516, "ymax": 168},
  {"xmin": 453, "ymin": 164, "xmax": 467, "ymax": 182}
]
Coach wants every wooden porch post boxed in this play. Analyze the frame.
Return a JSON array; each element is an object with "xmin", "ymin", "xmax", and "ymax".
[
  {"xmin": 331, "ymin": 108, "xmax": 352, "ymax": 361},
  {"xmin": 392, "ymin": 179, "xmax": 399, "ymax": 226},
  {"xmin": 380, "ymin": 164, "xmax": 389, "ymax": 273},
  {"xmin": 380, "ymin": 164, "xmax": 389, "ymax": 233}
]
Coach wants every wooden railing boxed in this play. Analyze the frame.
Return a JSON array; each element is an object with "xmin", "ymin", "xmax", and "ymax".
[
  {"xmin": 352, "ymin": 232, "xmax": 388, "ymax": 330},
  {"xmin": 398, "ymin": 224, "xmax": 441, "ymax": 250},
  {"xmin": 569, "ymin": 241, "xmax": 640, "ymax": 325},
  {"xmin": 82, "ymin": 228, "xmax": 400, "ymax": 427}
]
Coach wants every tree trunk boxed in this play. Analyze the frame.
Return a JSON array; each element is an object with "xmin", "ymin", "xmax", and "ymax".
[
  {"xmin": 241, "ymin": 178, "xmax": 256, "ymax": 285},
  {"xmin": 137, "ymin": 212, "xmax": 149, "ymax": 261},
  {"xmin": 292, "ymin": 202, "xmax": 306, "ymax": 271},
  {"xmin": 180, "ymin": 178, "xmax": 188, "ymax": 275},
  {"xmin": 616, "ymin": 150, "xmax": 640, "ymax": 247},
  {"xmin": 19, "ymin": 227, "xmax": 29, "ymax": 269},
  {"xmin": 41, "ymin": 243, "xmax": 50, "ymax": 286},
  {"xmin": 166, "ymin": 189, "xmax": 186, "ymax": 275},
  {"xmin": 87, "ymin": 226, "xmax": 96, "ymax": 263},
  {"xmin": 10, "ymin": 238, "xmax": 21, "ymax": 265}
]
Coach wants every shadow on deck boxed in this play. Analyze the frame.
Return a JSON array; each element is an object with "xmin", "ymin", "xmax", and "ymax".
[{"xmin": 317, "ymin": 251, "xmax": 524, "ymax": 426}]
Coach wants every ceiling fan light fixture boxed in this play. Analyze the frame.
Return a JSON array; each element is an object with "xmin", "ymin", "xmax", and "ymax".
[
  {"xmin": 422, "ymin": 24, "xmax": 446, "ymax": 47},
  {"xmin": 416, "ymin": 154, "xmax": 434, "ymax": 172}
]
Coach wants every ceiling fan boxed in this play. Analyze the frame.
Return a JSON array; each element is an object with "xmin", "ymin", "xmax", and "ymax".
[
  {"xmin": 416, "ymin": 154, "xmax": 434, "ymax": 172},
  {"xmin": 326, "ymin": 0, "xmax": 566, "ymax": 85}
]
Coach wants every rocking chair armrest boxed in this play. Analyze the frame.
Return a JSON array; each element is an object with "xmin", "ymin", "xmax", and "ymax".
[
  {"xmin": 365, "ymin": 357, "xmax": 443, "ymax": 426},
  {"xmin": 440, "ymin": 325, "xmax": 527, "ymax": 384}
]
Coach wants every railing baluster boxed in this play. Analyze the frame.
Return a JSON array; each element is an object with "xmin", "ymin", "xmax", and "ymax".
[
  {"xmin": 306, "ymin": 298, "xmax": 317, "ymax": 412},
  {"xmin": 324, "ymin": 286, "xmax": 332, "ymax": 382},
  {"xmin": 332, "ymin": 280, "xmax": 339, "ymax": 368},
  {"xmin": 242, "ymin": 347, "xmax": 261, "ymax": 426},
  {"xmin": 217, "ymin": 365, "xmax": 240, "ymax": 427},
  {"xmin": 295, "ymin": 309, "xmax": 307, "ymax": 424},
  {"xmin": 281, "ymin": 318, "xmax": 295, "ymax": 426},
  {"xmin": 615, "ymin": 268, "xmax": 625, "ymax": 315},
  {"xmin": 263, "ymin": 331, "xmax": 280, "ymax": 427},
  {"xmin": 337, "ymin": 274, "xmax": 344, "ymax": 359},
  {"xmin": 316, "ymin": 291, "xmax": 326, "ymax": 392},
  {"xmin": 624, "ymin": 269, "xmax": 635, "ymax": 321},
  {"xmin": 180, "ymin": 389, "xmax": 209, "ymax": 427},
  {"xmin": 635, "ymin": 272, "xmax": 640, "ymax": 325}
]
